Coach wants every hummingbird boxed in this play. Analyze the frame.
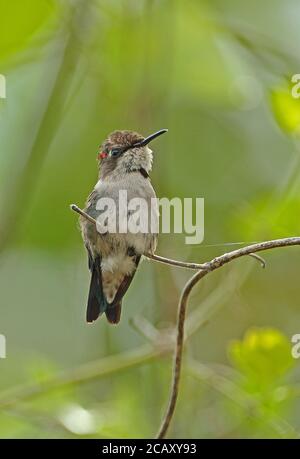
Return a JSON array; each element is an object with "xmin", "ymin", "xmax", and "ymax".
[{"xmin": 80, "ymin": 129, "xmax": 168, "ymax": 324}]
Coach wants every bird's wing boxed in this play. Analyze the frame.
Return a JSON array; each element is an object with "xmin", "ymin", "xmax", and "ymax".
[{"xmin": 86, "ymin": 255, "xmax": 108, "ymax": 323}]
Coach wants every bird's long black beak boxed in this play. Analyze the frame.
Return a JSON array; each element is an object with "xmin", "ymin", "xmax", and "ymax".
[{"xmin": 133, "ymin": 129, "xmax": 168, "ymax": 147}]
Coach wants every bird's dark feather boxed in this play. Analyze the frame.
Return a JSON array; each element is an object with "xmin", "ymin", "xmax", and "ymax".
[
  {"xmin": 86, "ymin": 256, "xmax": 108, "ymax": 323},
  {"xmin": 138, "ymin": 168, "xmax": 149, "ymax": 179},
  {"xmin": 105, "ymin": 301, "xmax": 122, "ymax": 324}
]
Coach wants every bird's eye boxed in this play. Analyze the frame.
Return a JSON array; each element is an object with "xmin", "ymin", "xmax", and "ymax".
[{"xmin": 110, "ymin": 148, "xmax": 122, "ymax": 158}]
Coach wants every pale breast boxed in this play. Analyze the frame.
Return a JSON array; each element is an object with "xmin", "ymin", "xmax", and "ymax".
[{"xmin": 93, "ymin": 172, "xmax": 159, "ymax": 256}]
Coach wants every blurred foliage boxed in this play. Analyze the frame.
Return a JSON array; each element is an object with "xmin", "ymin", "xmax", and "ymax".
[
  {"xmin": 228, "ymin": 325, "xmax": 295, "ymax": 428},
  {"xmin": 0, "ymin": 0, "xmax": 59, "ymax": 64},
  {"xmin": 271, "ymin": 84, "xmax": 300, "ymax": 135},
  {"xmin": 1, "ymin": 0, "xmax": 300, "ymax": 439},
  {"xmin": 229, "ymin": 327, "xmax": 295, "ymax": 387},
  {"xmin": 225, "ymin": 328, "xmax": 297, "ymax": 438}
]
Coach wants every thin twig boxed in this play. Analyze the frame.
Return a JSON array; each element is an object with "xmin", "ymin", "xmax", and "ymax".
[
  {"xmin": 144, "ymin": 252, "xmax": 207, "ymax": 270},
  {"xmin": 249, "ymin": 252, "xmax": 266, "ymax": 268},
  {"xmin": 156, "ymin": 269, "xmax": 208, "ymax": 438},
  {"xmin": 156, "ymin": 236, "xmax": 300, "ymax": 438},
  {"xmin": 70, "ymin": 204, "xmax": 97, "ymax": 225},
  {"xmin": 70, "ymin": 204, "xmax": 300, "ymax": 438}
]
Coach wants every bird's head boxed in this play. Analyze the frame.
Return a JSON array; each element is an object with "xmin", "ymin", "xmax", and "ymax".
[{"xmin": 97, "ymin": 129, "xmax": 168, "ymax": 179}]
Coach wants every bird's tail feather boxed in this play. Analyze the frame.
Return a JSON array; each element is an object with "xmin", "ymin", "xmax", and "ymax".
[
  {"xmin": 87, "ymin": 254, "xmax": 141, "ymax": 325},
  {"xmin": 105, "ymin": 302, "xmax": 122, "ymax": 324}
]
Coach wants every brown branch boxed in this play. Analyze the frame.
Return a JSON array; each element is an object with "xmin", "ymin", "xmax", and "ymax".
[
  {"xmin": 156, "ymin": 236, "xmax": 300, "ymax": 438},
  {"xmin": 144, "ymin": 252, "xmax": 207, "ymax": 270},
  {"xmin": 69, "ymin": 204, "xmax": 300, "ymax": 438}
]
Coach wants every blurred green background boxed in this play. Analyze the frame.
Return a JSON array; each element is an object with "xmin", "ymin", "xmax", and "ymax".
[{"xmin": 1, "ymin": 0, "xmax": 300, "ymax": 439}]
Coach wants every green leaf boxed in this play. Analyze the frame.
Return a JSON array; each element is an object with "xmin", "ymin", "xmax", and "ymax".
[
  {"xmin": 270, "ymin": 85, "xmax": 300, "ymax": 135},
  {"xmin": 228, "ymin": 327, "xmax": 295, "ymax": 389}
]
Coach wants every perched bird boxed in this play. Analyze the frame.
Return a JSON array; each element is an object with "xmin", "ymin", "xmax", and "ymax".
[{"xmin": 80, "ymin": 129, "xmax": 167, "ymax": 324}]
